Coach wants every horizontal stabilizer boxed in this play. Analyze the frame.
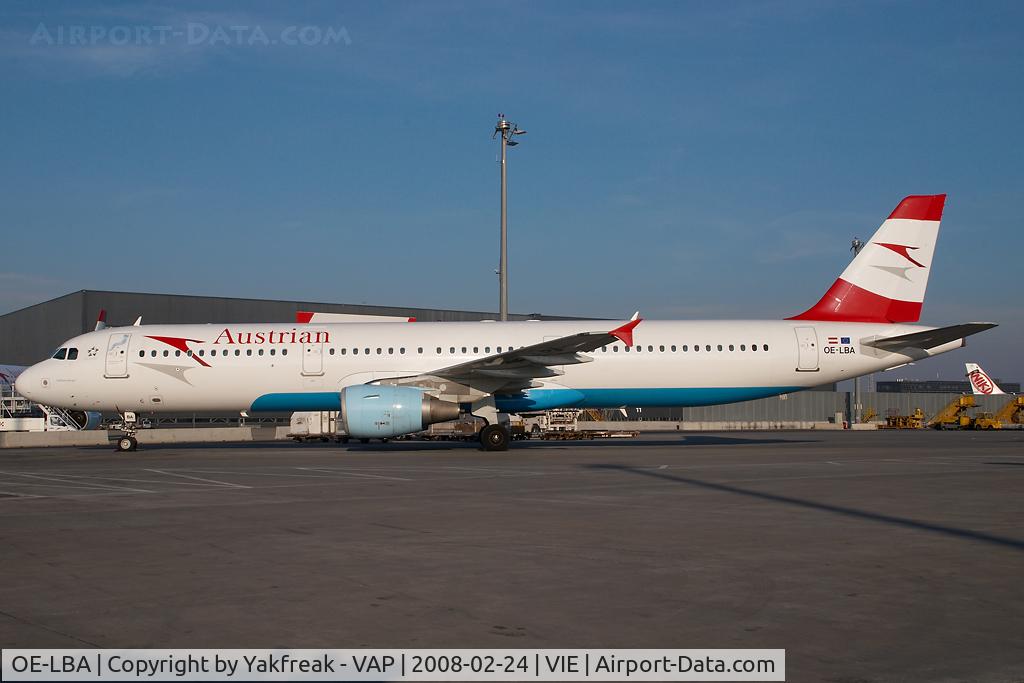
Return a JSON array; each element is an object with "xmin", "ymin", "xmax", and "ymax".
[{"xmin": 863, "ymin": 322, "xmax": 997, "ymax": 351}]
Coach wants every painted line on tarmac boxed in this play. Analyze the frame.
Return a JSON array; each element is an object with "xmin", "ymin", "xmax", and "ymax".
[
  {"xmin": 144, "ymin": 469, "xmax": 252, "ymax": 488},
  {"xmin": 295, "ymin": 467, "xmax": 413, "ymax": 481},
  {"xmin": 0, "ymin": 471, "xmax": 154, "ymax": 493}
]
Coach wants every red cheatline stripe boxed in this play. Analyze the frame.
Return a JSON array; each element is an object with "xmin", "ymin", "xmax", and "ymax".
[
  {"xmin": 146, "ymin": 335, "xmax": 211, "ymax": 367},
  {"xmin": 887, "ymin": 194, "xmax": 945, "ymax": 221}
]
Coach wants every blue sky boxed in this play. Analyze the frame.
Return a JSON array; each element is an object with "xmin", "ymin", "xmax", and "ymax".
[{"xmin": 1, "ymin": 1, "xmax": 1021, "ymax": 382}]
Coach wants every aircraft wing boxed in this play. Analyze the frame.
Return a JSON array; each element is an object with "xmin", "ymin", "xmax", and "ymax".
[
  {"xmin": 863, "ymin": 322, "xmax": 997, "ymax": 351},
  {"xmin": 380, "ymin": 316, "xmax": 641, "ymax": 397}
]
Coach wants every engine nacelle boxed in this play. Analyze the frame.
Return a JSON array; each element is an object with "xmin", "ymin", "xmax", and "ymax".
[
  {"xmin": 67, "ymin": 410, "xmax": 103, "ymax": 430},
  {"xmin": 339, "ymin": 385, "xmax": 460, "ymax": 439}
]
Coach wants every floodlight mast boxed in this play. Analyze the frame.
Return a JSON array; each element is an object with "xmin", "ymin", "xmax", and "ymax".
[
  {"xmin": 851, "ymin": 237, "xmax": 864, "ymax": 425},
  {"xmin": 494, "ymin": 113, "xmax": 526, "ymax": 321}
]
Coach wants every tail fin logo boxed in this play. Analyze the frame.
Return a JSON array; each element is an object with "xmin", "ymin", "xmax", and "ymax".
[
  {"xmin": 968, "ymin": 369, "xmax": 995, "ymax": 395},
  {"xmin": 875, "ymin": 243, "xmax": 926, "ymax": 268}
]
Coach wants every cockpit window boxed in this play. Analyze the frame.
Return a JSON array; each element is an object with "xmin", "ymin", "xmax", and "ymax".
[
  {"xmin": 67, "ymin": 348, "xmax": 79, "ymax": 360},
  {"xmin": 52, "ymin": 348, "xmax": 67, "ymax": 360}
]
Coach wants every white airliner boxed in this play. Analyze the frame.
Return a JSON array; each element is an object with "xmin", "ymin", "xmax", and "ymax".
[
  {"xmin": 16, "ymin": 194, "xmax": 997, "ymax": 451},
  {"xmin": 965, "ymin": 363, "xmax": 1006, "ymax": 395}
]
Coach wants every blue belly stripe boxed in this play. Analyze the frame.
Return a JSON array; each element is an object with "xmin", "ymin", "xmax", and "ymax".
[
  {"xmin": 496, "ymin": 386, "xmax": 802, "ymax": 412},
  {"xmin": 253, "ymin": 386, "xmax": 803, "ymax": 414},
  {"xmin": 251, "ymin": 392, "xmax": 340, "ymax": 412}
]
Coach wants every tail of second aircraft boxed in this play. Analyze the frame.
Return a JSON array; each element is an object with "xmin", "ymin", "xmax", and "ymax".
[
  {"xmin": 965, "ymin": 363, "xmax": 1006, "ymax": 395},
  {"xmin": 790, "ymin": 194, "xmax": 946, "ymax": 323}
]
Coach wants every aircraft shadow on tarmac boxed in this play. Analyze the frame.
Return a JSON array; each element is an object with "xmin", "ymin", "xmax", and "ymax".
[
  {"xmin": 116, "ymin": 435, "xmax": 822, "ymax": 453},
  {"xmin": 587, "ymin": 464, "xmax": 1024, "ymax": 553},
  {"xmin": 317, "ymin": 435, "xmax": 820, "ymax": 451}
]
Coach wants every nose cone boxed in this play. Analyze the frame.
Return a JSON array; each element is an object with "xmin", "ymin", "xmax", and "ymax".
[{"xmin": 14, "ymin": 365, "xmax": 39, "ymax": 401}]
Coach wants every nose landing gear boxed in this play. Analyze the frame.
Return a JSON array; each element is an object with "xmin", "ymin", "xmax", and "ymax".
[
  {"xmin": 115, "ymin": 411, "xmax": 139, "ymax": 452},
  {"xmin": 116, "ymin": 435, "xmax": 138, "ymax": 452}
]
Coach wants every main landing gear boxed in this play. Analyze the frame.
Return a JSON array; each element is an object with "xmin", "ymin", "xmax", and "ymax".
[
  {"xmin": 479, "ymin": 423, "xmax": 510, "ymax": 452},
  {"xmin": 473, "ymin": 398, "xmax": 511, "ymax": 452},
  {"xmin": 115, "ymin": 411, "xmax": 139, "ymax": 452}
]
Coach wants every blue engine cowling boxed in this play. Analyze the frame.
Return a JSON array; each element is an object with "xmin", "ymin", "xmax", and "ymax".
[
  {"xmin": 68, "ymin": 410, "xmax": 103, "ymax": 430},
  {"xmin": 339, "ymin": 385, "xmax": 460, "ymax": 438}
]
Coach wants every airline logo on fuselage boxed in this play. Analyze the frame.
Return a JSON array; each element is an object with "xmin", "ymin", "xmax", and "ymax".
[
  {"xmin": 213, "ymin": 328, "xmax": 331, "ymax": 345},
  {"xmin": 145, "ymin": 328, "xmax": 332, "ymax": 369}
]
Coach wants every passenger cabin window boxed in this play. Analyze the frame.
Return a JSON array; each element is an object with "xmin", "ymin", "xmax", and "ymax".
[{"xmin": 52, "ymin": 348, "xmax": 67, "ymax": 360}]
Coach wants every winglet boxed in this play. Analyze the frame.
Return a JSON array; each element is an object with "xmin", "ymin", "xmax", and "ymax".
[
  {"xmin": 611, "ymin": 317, "xmax": 642, "ymax": 347},
  {"xmin": 94, "ymin": 309, "xmax": 107, "ymax": 331}
]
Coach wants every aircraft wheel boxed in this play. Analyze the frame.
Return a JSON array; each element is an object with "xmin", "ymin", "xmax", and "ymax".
[
  {"xmin": 116, "ymin": 436, "xmax": 137, "ymax": 452},
  {"xmin": 479, "ymin": 424, "xmax": 510, "ymax": 452}
]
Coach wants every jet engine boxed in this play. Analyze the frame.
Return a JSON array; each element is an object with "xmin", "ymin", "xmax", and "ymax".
[
  {"xmin": 67, "ymin": 410, "xmax": 103, "ymax": 430},
  {"xmin": 339, "ymin": 385, "xmax": 460, "ymax": 439}
]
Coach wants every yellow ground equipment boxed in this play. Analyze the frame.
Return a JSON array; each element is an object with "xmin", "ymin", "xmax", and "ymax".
[
  {"xmin": 969, "ymin": 412, "xmax": 1001, "ymax": 430},
  {"xmin": 882, "ymin": 408, "xmax": 925, "ymax": 429},
  {"xmin": 928, "ymin": 395, "xmax": 975, "ymax": 430},
  {"xmin": 994, "ymin": 396, "xmax": 1024, "ymax": 426}
]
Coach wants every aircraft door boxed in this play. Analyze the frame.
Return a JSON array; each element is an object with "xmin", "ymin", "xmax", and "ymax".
[
  {"xmin": 104, "ymin": 333, "xmax": 131, "ymax": 378},
  {"xmin": 302, "ymin": 337, "xmax": 324, "ymax": 376},
  {"xmin": 794, "ymin": 327, "xmax": 819, "ymax": 372}
]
